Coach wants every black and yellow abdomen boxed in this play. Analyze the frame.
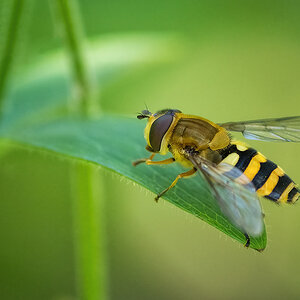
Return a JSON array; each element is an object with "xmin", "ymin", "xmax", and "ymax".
[{"xmin": 219, "ymin": 141, "xmax": 300, "ymax": 203}]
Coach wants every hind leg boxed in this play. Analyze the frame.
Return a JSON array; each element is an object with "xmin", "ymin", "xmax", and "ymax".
[{"xmin": 244, "ymin": 233, "xmax": 250, "ymax": 248}]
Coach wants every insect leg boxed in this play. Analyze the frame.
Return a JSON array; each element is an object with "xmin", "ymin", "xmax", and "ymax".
[
  {"xmin": 244, "ymin": 233, "xmax": 250, "ymax": 248},
  {"xmin": 133, "ymin": 154, "xmax": 175, "ymax": 166},
  {"xmin": 155, "ymin": 168, "xmax": 197, "ymax": 202},
  {"xmin": 133, "ymin": 153, "xmax": 156, "ymax": 166},
  {"xmin": 146, "ymin": 157, "xmax": 175, "ymax": 165}
]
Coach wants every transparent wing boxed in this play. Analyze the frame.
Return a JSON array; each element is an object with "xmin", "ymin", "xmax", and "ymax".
[
  {"xmin": 219, "ymin": 116, "xmax": 300, "ymax": 142},
  {"xmin": 187, "ymin": 153, "xmax": 264, "ymax": 237}
]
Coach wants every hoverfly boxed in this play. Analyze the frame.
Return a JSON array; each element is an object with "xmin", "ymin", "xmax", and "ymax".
[{"xmin": 133, "ymin": 109, "xmax": 300, "ymax": 248}]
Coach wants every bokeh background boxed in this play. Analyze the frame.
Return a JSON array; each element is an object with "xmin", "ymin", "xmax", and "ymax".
[{"xmin": 1, "ymin": 0, "xmax": 300, "ymax": 299}]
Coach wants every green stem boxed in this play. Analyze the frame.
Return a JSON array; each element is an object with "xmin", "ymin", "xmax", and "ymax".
[
  {"xmin": 54, "ymin": 1, "xmax": 108, "ymax": 299},
  {"xmin": 71, "ymin": 164, "xmax": 108, "ymax": 300},
  {"xmin": 55, "ymin": 0, "xmax": 94, "ymax": 116},
  {"xmin": 0, "ymin": 0, "xmax": 25, "ymax": 112}
]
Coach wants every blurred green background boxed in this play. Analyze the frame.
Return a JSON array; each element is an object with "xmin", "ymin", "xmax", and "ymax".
[{"xmin": 1, "ymin": 0, "xmax": 300, "ymax": 299}]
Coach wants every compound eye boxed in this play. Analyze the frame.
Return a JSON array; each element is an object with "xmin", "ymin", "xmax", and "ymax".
[{"xmin": 149, "ymin": 114, "xmax": 173, "ymax": 152}]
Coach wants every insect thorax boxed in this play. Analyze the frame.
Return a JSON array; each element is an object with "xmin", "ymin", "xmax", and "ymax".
[{"xmin": 167, "ymin": 117, "xmax": 229, "ymax": 167}]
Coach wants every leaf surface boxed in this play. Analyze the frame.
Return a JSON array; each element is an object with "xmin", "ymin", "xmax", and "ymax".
[
  {"xmin": 1, "ymin": 116, "xmax": 266, "ymax": 250},
  {"xmin": 0, "ymin": 33, "xmax": 266, "ymax": 250}
]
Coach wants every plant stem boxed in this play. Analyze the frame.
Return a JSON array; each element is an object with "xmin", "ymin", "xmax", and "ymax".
[
  {"xmin": 0, "ymin": 0, "xmax": 25, "ymax": 113},
  {"xmin": 54, "ymin": 1, "xmax": 108, "ymax": 299},
  {"xmin": 71, "ymin": 164, "xmax": 108, "ymax": 300},
  {"xmin": 55, "ymin": 0, "xmax": 94, "ymax": 116}
]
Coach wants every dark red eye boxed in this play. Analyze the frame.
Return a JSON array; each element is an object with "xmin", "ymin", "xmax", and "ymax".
[{"xmin": 149, "ymin": 114, "xmax": 173, "ymax": 152}]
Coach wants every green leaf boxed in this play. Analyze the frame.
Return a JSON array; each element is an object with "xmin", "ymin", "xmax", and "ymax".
[
  {"xmin": 0, "ymin": 33, "xmax": 266, "ymax": 251},
  {"xmin": 0, "ymin": 116, "xmax": 267, "ymax": 250}
]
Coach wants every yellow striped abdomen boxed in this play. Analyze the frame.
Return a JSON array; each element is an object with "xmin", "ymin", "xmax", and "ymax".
[{"xmin": 219, "ymin": 141, "xmax": 300, "ymax": 203}]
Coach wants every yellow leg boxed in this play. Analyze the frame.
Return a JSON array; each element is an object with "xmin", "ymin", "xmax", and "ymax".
[
  {"xmin": 133, "ymin": 153, "xmax": 175, "ymax": 167},
  {"xmin": 132, "ymin": 153, "xmax": 155, "ymax": 166},
  {"xmin": 146, "ymin": 157, "xmax": 175, "ymax": 165},
  {"xmin": 155, "ymin": 168, "xmax": 197, "ymax": 202}
]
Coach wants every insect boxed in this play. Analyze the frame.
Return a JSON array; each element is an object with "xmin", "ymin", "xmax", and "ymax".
[{"xmin": 133, "ymin": 109, "xmax": 300, "ymax": 248}]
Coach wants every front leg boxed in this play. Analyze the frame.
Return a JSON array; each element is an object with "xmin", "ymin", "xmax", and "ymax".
[
  {"xmin": 133, "ymin": 153, "xmax": 175, "ymax": 167},
  {"xmin": 133, "ymin": 154, "xmax": 196, "ymax": 202}
]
